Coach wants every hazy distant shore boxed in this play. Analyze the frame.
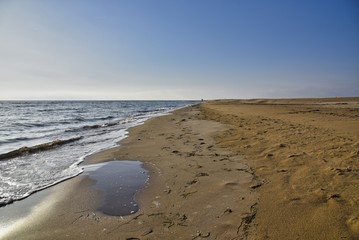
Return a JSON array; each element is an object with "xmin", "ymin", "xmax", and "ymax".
[{"xmin": 2, "ymin": 97, "xmax": 358, "ymax": 240}]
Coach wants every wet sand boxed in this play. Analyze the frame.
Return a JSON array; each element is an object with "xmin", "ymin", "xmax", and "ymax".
[{"xmin": 2, "ymin": 97, "xmax": 358, "ymax": 239}]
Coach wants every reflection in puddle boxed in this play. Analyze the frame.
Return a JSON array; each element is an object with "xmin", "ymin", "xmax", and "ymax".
[{"xmin": 84, "ymin": 160, "xmax": 149, "ymax": 216}]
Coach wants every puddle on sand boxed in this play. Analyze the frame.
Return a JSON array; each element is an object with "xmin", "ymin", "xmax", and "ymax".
[{"xmin": 83, "ymin": 160, "xmax": 149, "ymax": 216}]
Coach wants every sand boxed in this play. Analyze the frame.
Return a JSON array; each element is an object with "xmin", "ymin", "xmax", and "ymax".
[
  {"xmin": 200, "ymin": 98, "xmax": 359, "ymax": 239},
  {"xmin": 2, "ymin": 97, "xmax": 358, "ymax": 240}
]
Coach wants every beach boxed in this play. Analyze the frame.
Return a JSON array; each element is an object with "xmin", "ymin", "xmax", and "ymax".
[{"xmin": 2, "ymin": 98, "xmax": 358, "ymax": 240}]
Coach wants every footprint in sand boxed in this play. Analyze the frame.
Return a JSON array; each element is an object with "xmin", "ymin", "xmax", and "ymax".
[
  {"xmin": 347, "ymin": 215, "xmax": 359, "ymax": 235},
  {"xmin": 224, "ymin": 182, "xmax": 241, "ymax": 190}
]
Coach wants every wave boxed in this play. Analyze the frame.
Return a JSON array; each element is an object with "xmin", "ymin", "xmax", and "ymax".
[
  {"xmin": 0, "ymin": 137, "xmax": 33, "ymax": 144},
  {"xmin": 100, "ymin": 116, "xmax": 115, "ymax": 120},
  {"xmin": 133, "ymin": 109, "xmax": 167, "ymax": 117},
  {"xmin": 0, "ymin": 136, "xmax": 83, "ymax": 160},
  {"xmin": 0, "ymin": 168, "xmax": 83, "ymax": 207},
  {"xmin": 64, "ymin": 121, "xmax": 120, "ymax": 133},
  {"xmin": 103, "ymin": 121, "xmax": 119, "ymax": 127},
  {"xmin": 15, "ymin": 122, "xmax": 49, "ymax": 128},
  {"xmin": 65, "ymin": 125, "xmax": 98, "ymax": 133},
  {"xmin": 73, "ymin": 115, "xmax": 115, "ymax": 122},
  {"xmin": 136, "ymin": 109, "xmax": 159, "ymax": 114}
]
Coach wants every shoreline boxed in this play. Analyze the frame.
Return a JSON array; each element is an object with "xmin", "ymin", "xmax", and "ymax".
[
  {"xmin": 1, "ymin": 98, "xmax": 358, "ymax": 239},
  {"xmin": 0, "ymin": 101, "xmax": 196, "ymax": 209}
]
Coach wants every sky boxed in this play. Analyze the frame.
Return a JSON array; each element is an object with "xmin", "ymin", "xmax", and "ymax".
[{"xmin": 0, "ymin": 0, "xmax": 358, "ymax": 100}]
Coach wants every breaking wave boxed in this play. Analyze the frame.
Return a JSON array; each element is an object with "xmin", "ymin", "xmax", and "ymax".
[{"xmin": 0, "ymin": 136, "xmax": 83, "ymax": 160}]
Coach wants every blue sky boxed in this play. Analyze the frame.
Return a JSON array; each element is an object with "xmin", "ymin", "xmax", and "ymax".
[{"xmin": 0, "ymin": 0, "xmax": 358, "ymax": 100}]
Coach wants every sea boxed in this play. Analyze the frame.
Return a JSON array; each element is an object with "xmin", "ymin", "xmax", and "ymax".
[{"xmin": 0, "ymin": 100, "xmax": 197, "ymax": 207}]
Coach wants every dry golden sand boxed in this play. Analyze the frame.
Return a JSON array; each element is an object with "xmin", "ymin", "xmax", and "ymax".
[
  {"xmin": 2, "ymin": 98, "xmax": 359, "ymax": 240},
  {"xmin": 200, "ymin": 98, "xmax": 359, "ymax": 239}
]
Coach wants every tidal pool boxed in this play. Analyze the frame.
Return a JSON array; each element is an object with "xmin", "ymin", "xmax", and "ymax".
[{"xmin": 83, "ymin": 160, "xmax": 149, "ymax": 216}]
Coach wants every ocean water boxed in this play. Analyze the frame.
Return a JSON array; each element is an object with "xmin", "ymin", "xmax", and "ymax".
[
  {"xmin": 0, "ymin": 100, "xmax": 197, "ymax": 206},
  {"xmin": 83, "ymin": 160, "xmax": 149, "ymax": 216}
]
